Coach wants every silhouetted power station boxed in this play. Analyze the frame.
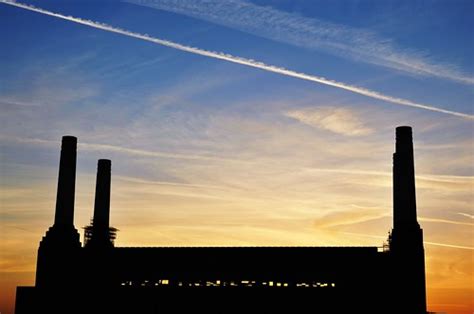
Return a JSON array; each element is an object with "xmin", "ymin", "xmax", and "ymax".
[{"xmin": 15, "ymin": 126, "xmax": 427, "ymax": 313}]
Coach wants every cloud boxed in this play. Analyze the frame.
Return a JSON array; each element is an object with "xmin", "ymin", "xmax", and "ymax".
[
  {"xmin": 81, "ymin": 142, "xmax": 242, "ymax": 163},
  {"xmin": 0, "ymin": 99, "xmax": 39, "ymax": 108},
  {"xmin": 126, "ymin": 0, "xmax": 474, "ymax": 86},
  {"xmin": 313, "ymin": 205, "xmax": 388, "ymax": 228},
  {"xmin": 285, "ymin": 106, "xmax": 373, "ymax": 136},
  {"xmin": 340, "ymin": 232, "xmax": 474, "ymax": 250},
  {"xmin": 2, "ymin": 0, "xmax": 473, "ymax": 119},
  {"xmin": 418, "ymin": 216, "xmax": 474, "ymax": 227},
  {"xmin": 457, "ymin": 212, "xmax": 474, "ymax": 219},
  {"xmin": 0, "ymin": 135, "xmax": 246, "ymax": 164}
]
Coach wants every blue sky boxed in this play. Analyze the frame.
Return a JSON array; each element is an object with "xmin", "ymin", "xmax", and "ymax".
[
  {"xmin": 0, "ymin": 1, "xmax": 473, "ymax": 312},
  {"xmin": 1, "ymin": 0, "xmax": 472, "ymax": 171}
]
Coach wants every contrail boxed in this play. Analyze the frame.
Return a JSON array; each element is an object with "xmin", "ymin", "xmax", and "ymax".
[
  {"xmin": 2, "ymin": 0, "xmax": 473, "ymax": 120},
  {"xmin": 125, "ymin": 0, "xmax": 474, "ymax": 86}
]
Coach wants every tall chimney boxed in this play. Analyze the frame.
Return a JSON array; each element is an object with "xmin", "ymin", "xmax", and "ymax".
[
  {"xmin": 393, "ymin": 126, "xmax": 418, "ymax": 229},
  {"xmin": 36, "ymin": 136, "xmax": 81, "ymax": 287},
  {"xmin": 53, "ymin": 136, "xmax": 77, "ymax": 227},
  {"xmin": 389, "ymin": 126, "xmax": 426, "ymax": 313}
]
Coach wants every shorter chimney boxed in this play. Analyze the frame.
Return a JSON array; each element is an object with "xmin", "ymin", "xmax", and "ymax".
[
  {"xmin": 93, "ymin": 159, "xmax": 111, "ymax": 230},
  {"xmin": 84, "ymin": 159, "xmax": 116, "ymax": 248}
]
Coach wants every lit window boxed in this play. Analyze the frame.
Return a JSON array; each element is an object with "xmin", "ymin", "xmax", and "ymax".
[
  {"xmin": 269, "ymin": 281, "xmax": 274, "ymax": 287},
  {"xmin": 162, "ymin": 279, "xmax": 169, "ymax": 285}
]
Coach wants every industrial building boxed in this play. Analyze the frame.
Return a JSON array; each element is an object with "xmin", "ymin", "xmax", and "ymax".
[{"xmin": 15, "ymin": 126, "xmax": 427, "ymax": 313}]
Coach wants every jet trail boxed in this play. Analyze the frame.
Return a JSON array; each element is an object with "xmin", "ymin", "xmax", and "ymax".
[
  {"xmin": 2, "ymin": 0, "xmax": 473, "ymax": 120},
  {"xmin": 125, "ymin": 0, "xmax": 474, "ymax": 85}
]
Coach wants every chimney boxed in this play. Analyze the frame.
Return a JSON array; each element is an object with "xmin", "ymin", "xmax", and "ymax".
[
  {"xmin": 85, "ymin": 159, "xmax": 115, "ymax": 248},
  {"xmin": 53, "ymin": 136, "xmax": 77, "ymax": 227},
  {"xmin": 93, "ymin": 159, "xmax": 111, "ymax": 230},
  {"xmin": 389, "ymin": 126, "xmax": 426, "ymax": 313},
  {"xmin": 393, "ymin": 126, "xmax": 418, "ymax": 229},
  {"xmin": 36, "ymin": 136, "xmax": 81, "ymax": 287}
]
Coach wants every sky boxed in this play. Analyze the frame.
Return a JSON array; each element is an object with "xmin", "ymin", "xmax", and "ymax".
[{"xmin": 0, "ymin": 0, "xmax": 473, "ymax": 313}]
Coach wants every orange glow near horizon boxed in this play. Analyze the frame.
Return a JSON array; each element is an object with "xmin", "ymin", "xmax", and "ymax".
[
  {"xmin": 1, "ymin": 0, "xmax": 473, "ymax": 312},
  {"xmin": 1, "ymin": 154, "xmax": 473, "ymax": 313}
]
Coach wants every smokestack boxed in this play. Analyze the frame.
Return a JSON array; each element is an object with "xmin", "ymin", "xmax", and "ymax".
[
  {"xmin": 36, "ymin": 136, "xmax": 81, "ymax": 287},
  {"xmin": 53, "ymin": 136, "xmax": 77, "ymax": 227},
  {"xmin": 393, "ymin": 126, "xmax": 418, "ymax": 229},
  {"xmin": 390, "ymin": 126, "xmax": 427, "ymax": 313},
  {"xmin": 85, "ymin": 159, "xmax": 116, "ymax": 248},
  {"xmin": 93, "ymin": 159, "xmax": 111, "ymax": 230}
]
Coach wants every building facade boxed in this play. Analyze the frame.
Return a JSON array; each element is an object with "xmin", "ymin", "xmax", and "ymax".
[{"xmin": 15, "ymin": 126, "xmax": 426, "ymax": 313}]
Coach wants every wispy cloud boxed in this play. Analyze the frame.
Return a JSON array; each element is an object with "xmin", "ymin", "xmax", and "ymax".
[
  {"xmin": 4, "ymin": 135, "xmax": 473, "ymax": 188},
  {"xmin": 457, "ymin": 212, "xmax": 474, "ymax": 219},
  {"xmin": 313, "ymin": 207, "xmax": 474, "ymax": 229},
  {"xmin": 418, "ymin": 216, "xmax": 474, "ymax": 227},
  {"xmin": 1, "ymin": 0, "xmax": 472, "ymax": 120},
  {"xmin": 81, "ymin": 142, "xmax": 245, "ymax": 163},
  {"xmin": 313, "ymin": 205, "xmax": 387, "ymax": 228},
  {"xmin": 0, "ymin": 99, "xmax": 40, "ymax": 108},
  {"xmin": 302, "ymin": 167, "xmax": 474, "ymax": 186},
  {"xmin": 0, "ymin": 135, "xmax": 245, "ymax": 163},
  {"xmin": 126, "ymin": 0, "xmax": 474, "ymax": 86},
  {"xmin": 422, "ymin": 242, "xmax": 474, "ymax": 250},
  {"xmin": 341, "ymin": 232, "xmax": 474, "ymax": 250},
  {"xmin": 285, "ymin": 106, "xmax": 373, "ymax": 136}
]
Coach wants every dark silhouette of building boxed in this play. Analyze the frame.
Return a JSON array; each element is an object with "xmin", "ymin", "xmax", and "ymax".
[
  {"xmin": 15, "ymin": 126, "xmax": 427, "ymax": 313},
  {"xmin": 83, "ymin": 159, "xmax": 117, "ymax": 248}
]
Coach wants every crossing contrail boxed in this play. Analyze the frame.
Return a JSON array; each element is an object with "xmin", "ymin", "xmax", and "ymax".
[
  {"xmin": 125, "ymin": 0, "xmax": 474, "ymax": 86},
  {"xmin": 2, "ymin": 0, "xmax": 473, "ymax": 120}
]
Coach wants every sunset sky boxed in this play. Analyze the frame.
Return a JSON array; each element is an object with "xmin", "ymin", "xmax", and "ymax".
[{"xmin": 0, "ymin": 0, "xmax": 473, "ymax": 313}]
